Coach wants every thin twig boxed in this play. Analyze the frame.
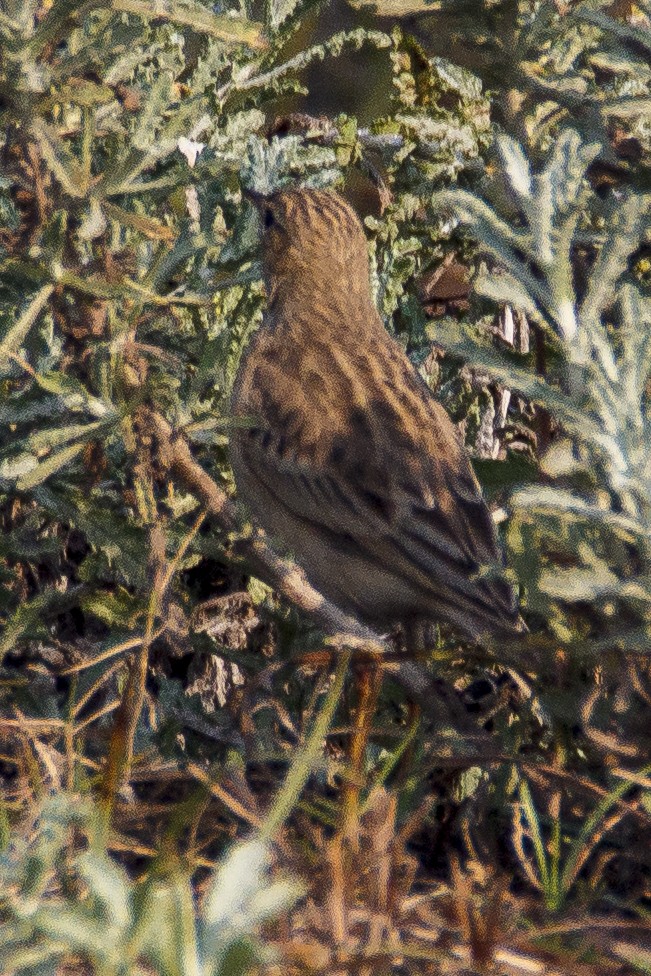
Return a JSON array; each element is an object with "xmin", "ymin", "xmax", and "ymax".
[
  {"xmin": 100, "ymin": 522, "xmax": 166, "ymax": 818},
  {"xmin": 186, "ymin": 763, "xmax": 265, "ymax": 831},
  {"xmin": 74, "ymin": 699, "xmax": 121, "ymax": 734},
  {"xmin": 60, "ymin": 633, "xmax": 160, "ymax": 675},
  {"xmin": 72, "ymin": 659, "xmax": 126, "ymax": 719},
  {"xmin": 342, "ymin": 661, "xmax": 383, "ymax": 849}
]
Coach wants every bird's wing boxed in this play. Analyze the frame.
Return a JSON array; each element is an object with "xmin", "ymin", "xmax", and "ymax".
[{"xmin": 232, "ymin": 393, "xmax": 520, "ymax": 638}]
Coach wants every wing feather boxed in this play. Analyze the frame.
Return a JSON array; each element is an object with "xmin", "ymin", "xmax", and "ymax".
[{"xmin": 233, "ymin": 422, "xmax": 519, "ymax": 635}]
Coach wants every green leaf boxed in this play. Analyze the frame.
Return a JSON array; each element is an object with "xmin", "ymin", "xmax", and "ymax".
[
  {"xmin": 473, "ymin": 454, "xmax": 538, "ymax": 498},
  {"xmin": 577, "ymin": 6, "xmax": 651, "ymax": 58},
  {"xmin": 518, "ymin": 778, "xmax": 550, "ymax": 892},
  {"xmin": 0, "ymin": 285, "xmax": 55, "ymax": 364},
  {"xmin": 0, "ymin": 804, "xmax": 10, "ymax": 853},
  {"xmin": 426, "ymin": 319, "xmax": 601, "ymax": 443},
  {"xmin": 31, "ymin": 120, "xmax": 89, "ymax": 198},
  {"xmin": 203, "ymin": 840, "xmax": 270, "ymax": 930},
  {"xmin": 268, "ymin": 0, "xmax": 301, "ymax": 29},
  {"xmin": 35, "ymin": 907, "xmax": 118, "ymax": 959},
  {"xmin": 347, "ymin": 0, "xmax": 443, "ymax": 13},
  {"xmin": 496, "ymin": 134, "xmax": 531, "ymax": 200},
  {"xmin": 80, "ymin": 589, "xmax": 145, "ymax": 628},
  {"xmin": 539, "ymin": 549, "xmax": 621, "ymax": 603},
  {"xmin": 111, "ymin": 0, "xmax": 266, "ymax": 49},
  {"xmin": 611, "ymin": 943, "xmax": 651, "ymax": 974},
  {"xmin": 77, "ymin": 852, "xmax": 131, "ymax": 928},
  {"xmin": 35, "ymin": 372, "xmax": 111, "ymax": 417},
  {"xmin": 47, "ymin": 78, "xmax": 116, "ymax": 108},
  {"xmin": 104, "ymin": 201, "xmax": 175, "ymax": 241},
  {"xmin": 162, "ymin": 873, "xmax": 201, "ymax": 976},
  {"xmin": 0, "ymin": 941, "xmax": 67, "ymax": 975},
  {"xmin": 0, "ymin": 590, "xmax": 78, "ymax": 666},
  {"xmin": 215, "ymin": 939, "xmax": 258, "ymax": 976},
  {"xmin": 16, "ymin": 441, "xmax": 86, "ymax": 491},
  {"xmin": 21, "ymin": 419, "xmax": 110, "ymax": 453},
  {"xmin": 0, "ymin": 453, "xmax": 39, "ymax": 482}
]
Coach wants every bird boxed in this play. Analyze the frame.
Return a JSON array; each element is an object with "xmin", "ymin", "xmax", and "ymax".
[{"xmin": 230, "ymin": 186, "xmax": 524, "ymax": 646}]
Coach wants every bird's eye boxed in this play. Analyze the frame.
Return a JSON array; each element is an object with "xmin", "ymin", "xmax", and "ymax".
[{"xmin": 263, "ymin": 207, "xmax": 275, "ymax": 229}]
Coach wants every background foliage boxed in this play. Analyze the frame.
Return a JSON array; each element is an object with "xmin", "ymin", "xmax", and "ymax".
[{"xmin": 1, "ymin": 1, "xmax": 651, "ymax": 973}]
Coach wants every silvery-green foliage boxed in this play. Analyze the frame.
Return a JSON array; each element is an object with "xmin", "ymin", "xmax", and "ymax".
[
  {"xmin": 200, "ymin": 839, "xmax": 299, "ymax": 976},
  {"xmin": 437, "ymin": 131, "xmax": 602, "ymax": 343},
  {"xmin": 368, "ymin": 1, "xmax": 651, "ymax": 167},
  {"xmin": 492, "ymin": 2, "xmax": 651, "ymax": 157},
  {"xmin": 0, "ymin": 0, "xmax": 650, "ymax": 954},
  {"xmin": 267, "ymin": 0, "xmax": 303, "ymax": 30},
  {"xmin": 241, "ymin": 134, "xmax": 340, "ymax": 196},
  {"xmin": 0, "ymin": 795, "xmax": 299, "ymax": 976},
  {"xmin": 433, "ymin": 128, "xmax": 651, "ymax": 644}
]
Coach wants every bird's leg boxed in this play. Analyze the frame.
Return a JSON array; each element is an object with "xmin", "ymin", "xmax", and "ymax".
[
  {"xmin": 397, "ymin": 617, "xmax": 430, "ymax": 783},
  {"xmin": 341, "ymin": 656, "xmax": 383, "ymax": 850},
  {"xmin": 403, "ymin": 617, "xmax": 429, "ymax": 661}
]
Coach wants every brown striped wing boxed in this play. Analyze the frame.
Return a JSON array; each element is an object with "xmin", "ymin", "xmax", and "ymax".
[{"xmin": 231, "ymin": 320, "xmax": 520, "ymax": 640}]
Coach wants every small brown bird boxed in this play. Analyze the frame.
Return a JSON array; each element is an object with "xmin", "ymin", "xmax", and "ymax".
[{"xmin": 231, "ymin": 188, "xmax": 522, "ymax": 643}]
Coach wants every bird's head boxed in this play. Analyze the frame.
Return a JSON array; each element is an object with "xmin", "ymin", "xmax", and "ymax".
[{"xmin": 243, "ymin": 187, "xmax": 370, "ymax": 296}]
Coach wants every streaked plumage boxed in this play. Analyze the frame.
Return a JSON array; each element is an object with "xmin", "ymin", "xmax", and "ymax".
[{"xmin": 231, "ymin": 188, "xmax": 522, "ymax": 642}]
